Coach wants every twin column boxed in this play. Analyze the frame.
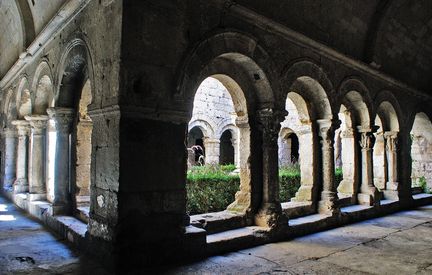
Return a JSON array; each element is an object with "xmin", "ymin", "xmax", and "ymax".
[
  {"xmin": 7, "ymin": 108, "xmax": 74, "ymax": 214},
  {"xmin": 46, "ymin": 108, "xmax": 75, "ymax": 214}
]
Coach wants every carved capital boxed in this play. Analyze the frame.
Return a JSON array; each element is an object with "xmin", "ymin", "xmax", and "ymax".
[
  {"xmin": 316, "ymin": 118, "xmax": 340, "ymax": 143},
  {"xmin": 25, "ymin": 115, "xmax": 49, "ymax": 135},
  {"xmin": 12, "ymin": 120, "xmax": 30, "ymax": 137},
  {"xmin": 256, "ymin": 108, "xmax": 286, "ymax": 145},
  {"xmin": 341, "ymin": 128, "xmax": 355, "ymax": 138},
  {"xmin": 2, "ymin": 127, "xmax": 17, "ymax": 138},
  {"xmin": 384, "ymin": 131, "xmax": 398, "ymax": 152},
  {"xmin": 47, "ymin": 107, "xmax": 75, "ymax": 134}
]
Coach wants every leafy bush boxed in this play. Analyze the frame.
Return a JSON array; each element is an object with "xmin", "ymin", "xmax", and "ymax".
[
  {"xmin": 187, "ymin": 165, "xmax": 239, "ymax": 215},
  {"xmin": 279, "ymin": 164, "xmax": 301, "ymax": 202},
  {"xmin": 418, "ymin": 176, "xmax": 430, "ymax": 193},
  {"xmin": 186, "ymin": 164, "xmax": 345, "ymax": 215},
  {"xmin": 335, "ymin": 167, "xmax": 343, "ymax": 186}
]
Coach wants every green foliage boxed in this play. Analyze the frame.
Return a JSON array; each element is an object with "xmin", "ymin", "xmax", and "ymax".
[
  {"xmin": 335, "ymin": 167, "xmax": 343, "ymax": 186},
  {"xmin": 187, "ymin": 165, "xmax": 239, "ymax": 215},
  {"xmin": 279, "ymin": 165, "xmax": 301, "ymax": 202},
  {"xmin": 186, "ymin": 164, "xmax": 345, "ymax": 215},
  {"xmin": 418, "ymin": 176, "xmax": 430, "ymax": 193}
]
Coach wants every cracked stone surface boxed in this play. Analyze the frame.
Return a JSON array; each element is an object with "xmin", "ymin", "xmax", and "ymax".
[
  {"xmin": 165, "ymin": 205, "xmax": 432, "ymax": 274},
  {"xmin": 2, "ymin": 192, "xmax": 432, "ymax": 274},
  {"xmin": 0, "ymin": 196, "xmax": 108, "ymax": 275}
]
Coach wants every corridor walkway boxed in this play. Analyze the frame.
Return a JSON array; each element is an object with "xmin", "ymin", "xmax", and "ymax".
[
  {"xmin": 168, "ymin": 205, "xmax": 432, "ymax": 274},
  {"xmin": 1, "ymin": 193, "xmax": 432, "ymax": 274},
  {"xmin": 0, "ymin": 196, "xmax": 107, "ymax": 275}
]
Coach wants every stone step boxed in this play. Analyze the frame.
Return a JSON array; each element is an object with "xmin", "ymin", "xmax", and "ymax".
[{"xmin": 206, "ymin": 226, "xmax": 269, "ymax": 255}]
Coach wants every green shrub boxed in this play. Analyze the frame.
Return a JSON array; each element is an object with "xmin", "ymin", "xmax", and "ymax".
[
  {"xmin": 186, "ymin": 164, "xmax": 345, "ymax": 215},
  {"xmin": 335, "ymin": 167, "xmax": 343, "ymax": 186},
  {"xmin": 418, "ymin": 176, "xmax": 430, "ymax": 193},
  {"xmin": 279, "ymin": 165, "xmax": 301, "ymax": 202},
  {"xmin": 187, "ymin": 165, "xmax": 239, "ymax": 215}
]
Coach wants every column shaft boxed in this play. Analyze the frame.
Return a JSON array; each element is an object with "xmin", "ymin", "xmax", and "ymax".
[
  {"xmin": 2, "ymin": 129, "xmax": 17, "ymax": 190},
  {"xmin": 25, "ymin": 115, "xmax": 49, "ymax": 201},
  {"xmin": 12, "ymin": 120, "xmax": 30, "ymax": 193},
  {"xmin": 254, "ymin": 108, "xmax": 287, "ymax": 228},
  {"xmin": 47, "ymin": 107, "xmax": 75, "ymax": 214},
  {"xmin": 357, "ymin": 126, "xmax": 380, "ymax": 206},
  {"xmin": 317, "ymin": 119, "xmax": 340, "ymax": 215}
]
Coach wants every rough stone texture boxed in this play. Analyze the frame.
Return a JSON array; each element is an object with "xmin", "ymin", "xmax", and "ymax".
[
  {"xmin": 167, "ymin": 205, "xmax": 432, "ymax": 274},
  {"xmin": 0, "ymin": 0, "xmax": 432, "ymax": 272},
  {"xmin": 0, "ymin": 196, "xmax": 109, "ymax": 275}
]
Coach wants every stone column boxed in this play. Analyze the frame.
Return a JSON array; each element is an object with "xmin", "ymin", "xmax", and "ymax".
[
  {"xmin": 11, "ymin": 120, "xmax": 30, "ymax": 193},
  {"xmin": 2, "ymin": 128, "xmax": 17, "ymax": 191},
  {"xmin": 357, "ymin": 126, "xmax": 381, "ymax": 206},
  {"xmin": 254, "ymin": 108, "xmax": 287, "ymax": 228},
  {"xmin": 25, "ymin": 115, "xmax": 49, "ymax": 201},
  {"xmin": 317, "ymin": 119, "xmax": 340, "ymax": 215},
  {"xmin": 203, "ymin": 138, "xmax": 220, "ymax": 164},
  {"xmin": 384, "ymin": 131, "xmax": 399, "ymax": 196},
  {"xmin": 75, "ymin": 119, "xmax": 92, "ymax": 200},
  {"xmin": 373, "ymin": 132, "xmax": 387, "ymax": 189},
  {"xmin": 47, "ymin": 107, "xmax": 75, "ymax": 214},
  {"xmin": 292, "ymin": 123, "xmax": 314, "ymax": 202},
  {"xmin": 231, "ymin": 135, "xmax": 240, "ymax": 168},
  {"xmin": 337, "ymin": 128, "xmax": 357, "ymax": 198},
  {"xmin": 227, "ymin": 116, "xmax": 251, "ymax": 212}
]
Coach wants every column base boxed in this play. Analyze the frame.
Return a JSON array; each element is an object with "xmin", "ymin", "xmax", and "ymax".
[
  {"xmin": 49, "ymin": 204, "xmax": 72, "ymax": 216},
  {"xmin": 292, "ymin": 185, "xmax": 313, "ymax": 202},
  {"xmin": 3, "ymin": 178, "xmax": 15, "ymax": 191},
  {"xmin": 357, "ymin": 187, "xmax": 381, "ymax": 206},
  {"xmin": 318, "ymin": 191, "xmax": 339, "ymax": 215},
  {"xmin": 386, "ymin": 181, "xmax": 399, "ymax": 191},
  {"xmin": 382, "ymin": 190, "xmax": 399, "ymax": 200},
  {"xmin": 28, "ymin": 193, "xmax": 47, "ymax": 201},
  {"xmin": 227, "ymin": 190, "xmax": 251, "ymax": 213},
  {"xmin": 254, "ymin": 203, "xmax": 287, "ymax": 228},
  {"xmin": 13, "ymin": 178, "xmax": 29, "ymax": 193},
  {"xmin": 337, "ymin": 179, "xmax": 355, "ymax": 195}
]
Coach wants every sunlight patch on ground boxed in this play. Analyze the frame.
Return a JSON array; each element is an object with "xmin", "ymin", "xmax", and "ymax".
[{"xmin": 0, "ymin": 215, "xmax": 15, "ymax": 221}]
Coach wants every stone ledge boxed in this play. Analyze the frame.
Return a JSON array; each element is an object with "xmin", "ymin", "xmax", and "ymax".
[
  {"xmin": 190, "ymin": 210, "xmax": 247, "ymax": 234},
  {"xmin": 282, "ymin": 201, "xmax": 315, "ymax": 218},
  {"xmin": 1, "ymin": 191, "xmax": 88, "ymax": 251}
]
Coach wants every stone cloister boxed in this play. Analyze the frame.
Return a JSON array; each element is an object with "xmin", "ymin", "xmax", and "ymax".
[{"xmin": 1, "ymin": 0, "xmax": 432, "ymax": 272}]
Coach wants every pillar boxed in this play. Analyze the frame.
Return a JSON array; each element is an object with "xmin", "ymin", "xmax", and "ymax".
[
  {"xmin": 231, "ymin": 135, "xmax": 240, "ymax": 168},
  {"xmin": 383, "ymin": 131, "xmax": 399, "ymax": 200},
  {"xmin": 373, "ymin": 132, "xmax": 387, "ymax": 189},
  {"xmin": 25, "ymin": 115, "xmax": 49, "ymax": 201},
  {"xmin": 337, "ymin": 128, "xmax": 357, "ymax": 198},
  {"xmin": 317, "ymin": 119, "xmax": 340, "ymax": 215},
  {"xmin": 203, "ymin": 138, "xmax": 220, "ymax": 164},
  {"xmin": 254, "ymin": 108, "xmax": 287, "ymax": 228},
  {"xmin": 357, "ymin": 126, "xmax": 381, "ymax": 206},
  {"xmin": 75, "ymin": 119, "xmax": 92, "ymax": 201},
  {"xmin": 292, "ymin": 123, "xmax": 314, "ymax": 202},
  {"xmin": 47, "ymin": 107, "xmax": 75, "ymax": 214},
  {"xmin": 11, "ymin": 120, "xmax": 30, "ymax": 193},
  {"xmin": 2, "ymin": 128, "xmax": 17, "ymax": 191},
  {"xmin": 227, "ymin": 116, "xmax": 252, "ymax": 212}
]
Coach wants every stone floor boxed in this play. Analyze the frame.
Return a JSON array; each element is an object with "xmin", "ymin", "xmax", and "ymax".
[
  {"xmin": 0, "ymin": 196, "xmax": 108, "ymax": 275},
  {"xmin": 167, "ymin": 206, "xmax": 432, "ymax": 274},
  {"xmin": 1, "ymin": 194, "xmax": 432, "ymax": 274}
]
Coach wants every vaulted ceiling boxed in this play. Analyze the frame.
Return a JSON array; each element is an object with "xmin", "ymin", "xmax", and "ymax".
[
  {"xmin": 0, "ymin": 0, "xmax": 66, "ymax": 79},
  {"xmin": 237, "ymin": 0, "xmax": 432, "ymax": 93},
  {"xmin": 1, "ymin": 0, "xmax": 432, "ymax": 93}
]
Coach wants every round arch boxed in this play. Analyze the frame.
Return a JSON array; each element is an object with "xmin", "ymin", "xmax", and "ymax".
[
  {"xmin": 15, "ymin": 77, "xmax": 32, "ymax": 119},
  {"xmin": 32, "ymin": 61, "xmax": 55, "ymax": 115}
]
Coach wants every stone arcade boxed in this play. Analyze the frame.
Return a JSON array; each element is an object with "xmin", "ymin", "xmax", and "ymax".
[{"xmin": 1, "ymin": 0, "xmax": 432, "ymax": 273}]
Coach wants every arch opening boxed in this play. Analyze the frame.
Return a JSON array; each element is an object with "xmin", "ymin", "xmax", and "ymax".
[
  {"xmin": 411, "ymin": 112, "xmax": 432, "ymax": 194},
  {"xmin": 186, "ymin": 76, "xmax": 247, "ymax": 218}
]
